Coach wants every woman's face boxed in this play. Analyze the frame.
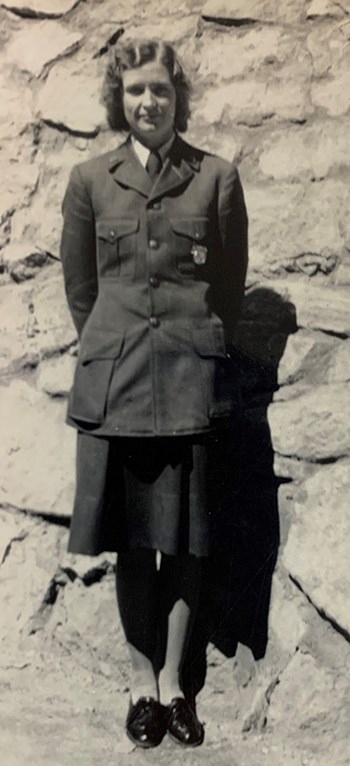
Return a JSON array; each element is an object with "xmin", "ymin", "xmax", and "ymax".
[{"xmin": 122, "ymin": 61, "xmax": 176, "ymax": 148}]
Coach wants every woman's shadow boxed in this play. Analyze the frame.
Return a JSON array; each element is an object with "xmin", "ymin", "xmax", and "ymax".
[{"xmin": 182, "ymin": 286, "xmax": 297, "ymax": 700}]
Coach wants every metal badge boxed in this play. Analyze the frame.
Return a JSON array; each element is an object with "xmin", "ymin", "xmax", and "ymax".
[{"xmin": 191, "ymin": 244, "xmax": 208, "ymax": 265}]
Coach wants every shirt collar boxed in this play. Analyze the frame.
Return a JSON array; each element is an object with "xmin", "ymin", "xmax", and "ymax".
[{"xmin": 131, "ymin": 133, "xmax": 176, "ymax": 168}]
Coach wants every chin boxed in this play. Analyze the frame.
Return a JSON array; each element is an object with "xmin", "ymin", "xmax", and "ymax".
[
  {"xmin": 140, "ymin": 124, "xmax": 157, "ymax": 131},
  {"xmin": 140, "ymin": 120, "xmax": 159, "ymax": 129}
]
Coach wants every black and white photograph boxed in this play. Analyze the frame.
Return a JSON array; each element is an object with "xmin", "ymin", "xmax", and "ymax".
[{"xmin": 0, "ymin": 1, "xmax": 349, "ymax": 764}]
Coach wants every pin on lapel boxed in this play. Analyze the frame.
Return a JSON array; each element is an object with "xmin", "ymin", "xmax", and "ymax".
[{"xmin": 191, "ymin": 244, "xmax": 208, "ymax": 265}]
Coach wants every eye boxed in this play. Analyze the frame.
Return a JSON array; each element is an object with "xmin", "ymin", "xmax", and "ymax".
[
  {"xmin": 125, "ymin": 85, "xmax": 144, "ymax": 96},
  {"xmin": 152, "ymin": 84, "xmax": 172, "ymax": 98}
]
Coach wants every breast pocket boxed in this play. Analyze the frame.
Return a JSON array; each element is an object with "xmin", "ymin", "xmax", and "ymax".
[
  {"xmin": 96, "ymin": 218, "xmax": 139, "ymax": 280},
  {"xmin": 170, "ymin": 217, "xmax": 210, "ymax": 277}
]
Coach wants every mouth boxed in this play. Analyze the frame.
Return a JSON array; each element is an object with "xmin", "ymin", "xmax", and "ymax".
[{"xmin": 139, "ymin": 113, "xmax": 160, "ymax": 123}]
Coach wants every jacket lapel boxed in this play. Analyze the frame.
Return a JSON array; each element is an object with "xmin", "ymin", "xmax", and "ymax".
[
  {"xmin": 109, "ymin": 135, "xmax": 199, "ymax": 200},
  {"xmin": 108, "ymin": 138, "xmax": 152, "ymax": 197}
]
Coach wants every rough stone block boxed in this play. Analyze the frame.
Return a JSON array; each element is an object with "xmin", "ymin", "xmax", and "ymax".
[
  {"xmin": 0, "ymin": 160, "xmax": 39, "ymax": 223},
  {"xmin": 3, "ymin": 144, "xmax": 88, "ymax": 263},
  {"xmin": 195, "ymin": 76, "xmax": 310, "ymax": 128},
  {"xmin": 258, "ymin": 121, "xmax": 349, "ymax": 181},
  {"xmin": 123, "ymin": 15, "xmax": 199, "ymax": 46},
  {"xmin": 0, "ymin": 0, "xmax": 81, "ymax": 17},
  {"xmin": 28, "ymin": 267, "xmax": 77, "ymax": 357},
  {"xmin": 277, "ymin": 329, "xmax": 338, "ymax": 386},
  {"xmin": 36, "ymin": 57, "xmax": 106, "ymax": 136},
  {"xmin": 335, "ymin": 260, "xmax": 350, "ymax": 285},
  {"xmin": 37, "ymin": 353, "xmax": 76, "ymax": 397},
  {"xmin": 0, "ymin": 511, "xmax": 67, "ymax": 645},
  {"xmin": 53, "ymin": 577, "xmax": 126, "ymax": 667},
  {"xmin": 268, "ymin": 386, "xmax": 350, "ymax": 461},
  {"xmin": 307, "ymin": 0, "xmax": 350, "ymax": 19},
  {"xmin": 0, "ymin": 379, "xmax": 75, "ymax": 515},
  {"xmin": 246, "ymin": 180, "xmax": 349, "ymax": 277},
  {"xmin": 274, "ymin": 454, "xmax": 319, "ymax": 482},
  {"xmin": 0, "ymin": 267, "xmax": 76, "ymax": 375},
  {"xmin": 4, "ymin": 21, "xmax": 82, "ymax": 76},
  {"xmin": 0, "ymin": 280, "xmax": 36, "ymax": 375},
  {"xmin": 4, "ymin": 190, "xmax": 63, "ymax": 263},
  {"xmin": 0, "ymin": 74, "xmax": 33, "ymax": 140},
  {"xmin": 198, "ymin": 27, "xmax": 308, "ymax": 82},
  {"xmin": 278, "ymin": 331, "xmax": 350, "ymax": 388},
  {"xmin": 202, "ymin": 0, "xmax": 305, "ymax": 25},
  {"xmin": 268, "ymin": 649, "xmax": 350, "ymax": 755},
  {"xmin": 283, "ymin": 461, "xmax": 350, "ymax": 636},
  {"xmin": 312, "ymin": 72, "xmax": 350, "ymax": 116},
  {"xmin": 307, "ymin": 18, "xmax": 349, "ymax": 78},
  {"xmin": 268, "ymin": 568, "xmax": 310, "ymax": 655},
  {"xmin": 268, "ymin": 280, "xmax": 350, "ymax": 336}
]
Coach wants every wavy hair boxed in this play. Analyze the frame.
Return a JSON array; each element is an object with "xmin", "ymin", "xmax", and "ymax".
[{"xmin": 101, "ymin": 38, "xmax": 191, "ymax": 133}]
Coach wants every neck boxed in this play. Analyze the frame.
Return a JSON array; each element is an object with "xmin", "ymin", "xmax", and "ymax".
[{"xmin": 131, "ymin": 129, "xmax": 175, "ymax": 151}]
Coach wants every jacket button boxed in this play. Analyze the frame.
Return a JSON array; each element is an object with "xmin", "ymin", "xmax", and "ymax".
[
  {"xmin": 149, "ymin": 316, "xmax": 160, "ymax": 328},
  {"xmin": 149, "ymin": 276, "xmax": 160, "ymax": 288},
  {"xmin": 149, "ymin": 239, "xmax": 159, "ymax": 249},
  {"xmin": 150, "ymin": 202, "xmax": 161, "ymax": 210}
]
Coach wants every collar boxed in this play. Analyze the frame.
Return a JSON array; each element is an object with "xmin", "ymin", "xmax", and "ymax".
[
  {"xmin": 131, "ymin": 133, "xmax": 176, "ymax": 168},
  {"xmin": 109, "ymin": 133, "xmax": 201, "ymax": 173},
  {"xmin": 107, "ymin": 134, "xmax": 201, "ymax": 201}
]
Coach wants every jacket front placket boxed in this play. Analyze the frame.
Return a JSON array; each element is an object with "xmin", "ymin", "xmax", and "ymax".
[{"xmin": 109, "ymin": 143, "xmax": 197, "ymax": 433}]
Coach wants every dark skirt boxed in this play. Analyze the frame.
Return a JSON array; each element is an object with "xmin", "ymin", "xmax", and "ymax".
[{"xmin": 68, "ymin": 424, "xmax": 236, "ymax": 558}]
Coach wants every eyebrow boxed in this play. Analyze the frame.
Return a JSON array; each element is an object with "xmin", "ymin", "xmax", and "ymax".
[{"xmin": 125, "ymin": 80, "xmax": 171, "ymax": 86}]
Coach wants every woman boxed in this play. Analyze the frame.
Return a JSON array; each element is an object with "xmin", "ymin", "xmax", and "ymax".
[{"xmin": 60, "ymin": 38, "xmax": 248, "ymax": 749}]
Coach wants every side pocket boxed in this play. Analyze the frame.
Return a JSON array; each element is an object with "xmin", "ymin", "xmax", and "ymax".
[
  {"xmin": 68, "ymin": 330, "xmax": 124, "ymax": 425},
  {"xmin": 193, "ymin": 324, "xmax": 237, "ymax": 417}
]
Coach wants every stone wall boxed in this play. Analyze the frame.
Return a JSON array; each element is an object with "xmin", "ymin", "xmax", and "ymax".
[{"xmin": 1, "ymin": 1, "xmax": 350, "ymax": 763}]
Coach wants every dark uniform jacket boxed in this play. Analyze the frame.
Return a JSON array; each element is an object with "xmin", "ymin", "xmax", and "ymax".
[{"xmin": 60, "ymin": 134, "xmax": 248, "ymax": 437}]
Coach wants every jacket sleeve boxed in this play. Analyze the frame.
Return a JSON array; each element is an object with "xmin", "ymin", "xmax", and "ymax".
[
  {"xmin": 60, "ymin": 164, "xmax": 98, "ymax": 338},
  {"xmin": 214, "ymin": 163, "xmax": 248, "ymax": 345}
]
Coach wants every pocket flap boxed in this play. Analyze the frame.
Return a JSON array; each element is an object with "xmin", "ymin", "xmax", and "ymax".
[
  {"xmin": 170, "ymin": 217, "xmax": 209, "ymax": 240},
  {"xmin": 96, "ymin": 218, "xmax": 139, "ymax": 243},
  {"xmin": 80, "ymin": 330, "xmax": 125, "ymax": 364},
  {"xmin": 194, "ymin": 325, "xmax": 227, "ymax": 358}
]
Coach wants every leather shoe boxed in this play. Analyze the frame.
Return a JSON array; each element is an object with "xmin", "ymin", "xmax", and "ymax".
[
  {"xmin": 166, "ymin": 697, "xmax": 204, "ymax": 747},
  {"xmin": 126, "ymin": 696, "xmax": 167, "ymax": 748}
]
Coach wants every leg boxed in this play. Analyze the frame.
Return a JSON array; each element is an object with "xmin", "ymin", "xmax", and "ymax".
[
  {"xmin": 116, "ymin": 548, "xmax": 158, "ymax": 702},
  {"xmin": 157, "ymin": 553, "xmax": 205, "ymax": 746},
  {"xmin": 157, "ymin": 553, "xmax": 202, "ymax": 704}
]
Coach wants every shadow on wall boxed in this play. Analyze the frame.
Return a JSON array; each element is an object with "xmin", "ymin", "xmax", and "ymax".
[{"xmin": 182, "ymin": 287, "xmax": 298, "ymax": 700}]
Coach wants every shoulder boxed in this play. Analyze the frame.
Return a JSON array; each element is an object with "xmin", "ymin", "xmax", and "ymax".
[
  {"xmin": 68, "ymin": 146, "xmax": 122, "ymax": 185},
  {"xmin": 67, "ymin": 134, "xmax": 133, "ymax": 188},
  {"xmin": 176, "ymin": 136, "xmax": 238, "ymax": 179}
]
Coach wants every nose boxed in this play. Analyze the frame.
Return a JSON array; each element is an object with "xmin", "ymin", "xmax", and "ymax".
[{"xmin": 142, "ymin": 86, "xmax": 156, "ymax": 108}]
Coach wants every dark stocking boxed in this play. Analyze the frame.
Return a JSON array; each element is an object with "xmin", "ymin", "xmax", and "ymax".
[
  {"xmin": 157, "ymin": 553, "xmax": 202, "ymax": 704},
  {"xmin": 116, "ymin": 548, "xmax": 158, "ymax": 702},
  {"xmin": 116, "ymin": 549, "xmax": 202, "ymax": 704}
]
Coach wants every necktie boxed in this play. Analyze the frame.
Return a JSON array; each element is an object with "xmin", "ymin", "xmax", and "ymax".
[{"xmin": 146, "ymin": 150, "xmax": 162, "ymax": 181}]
